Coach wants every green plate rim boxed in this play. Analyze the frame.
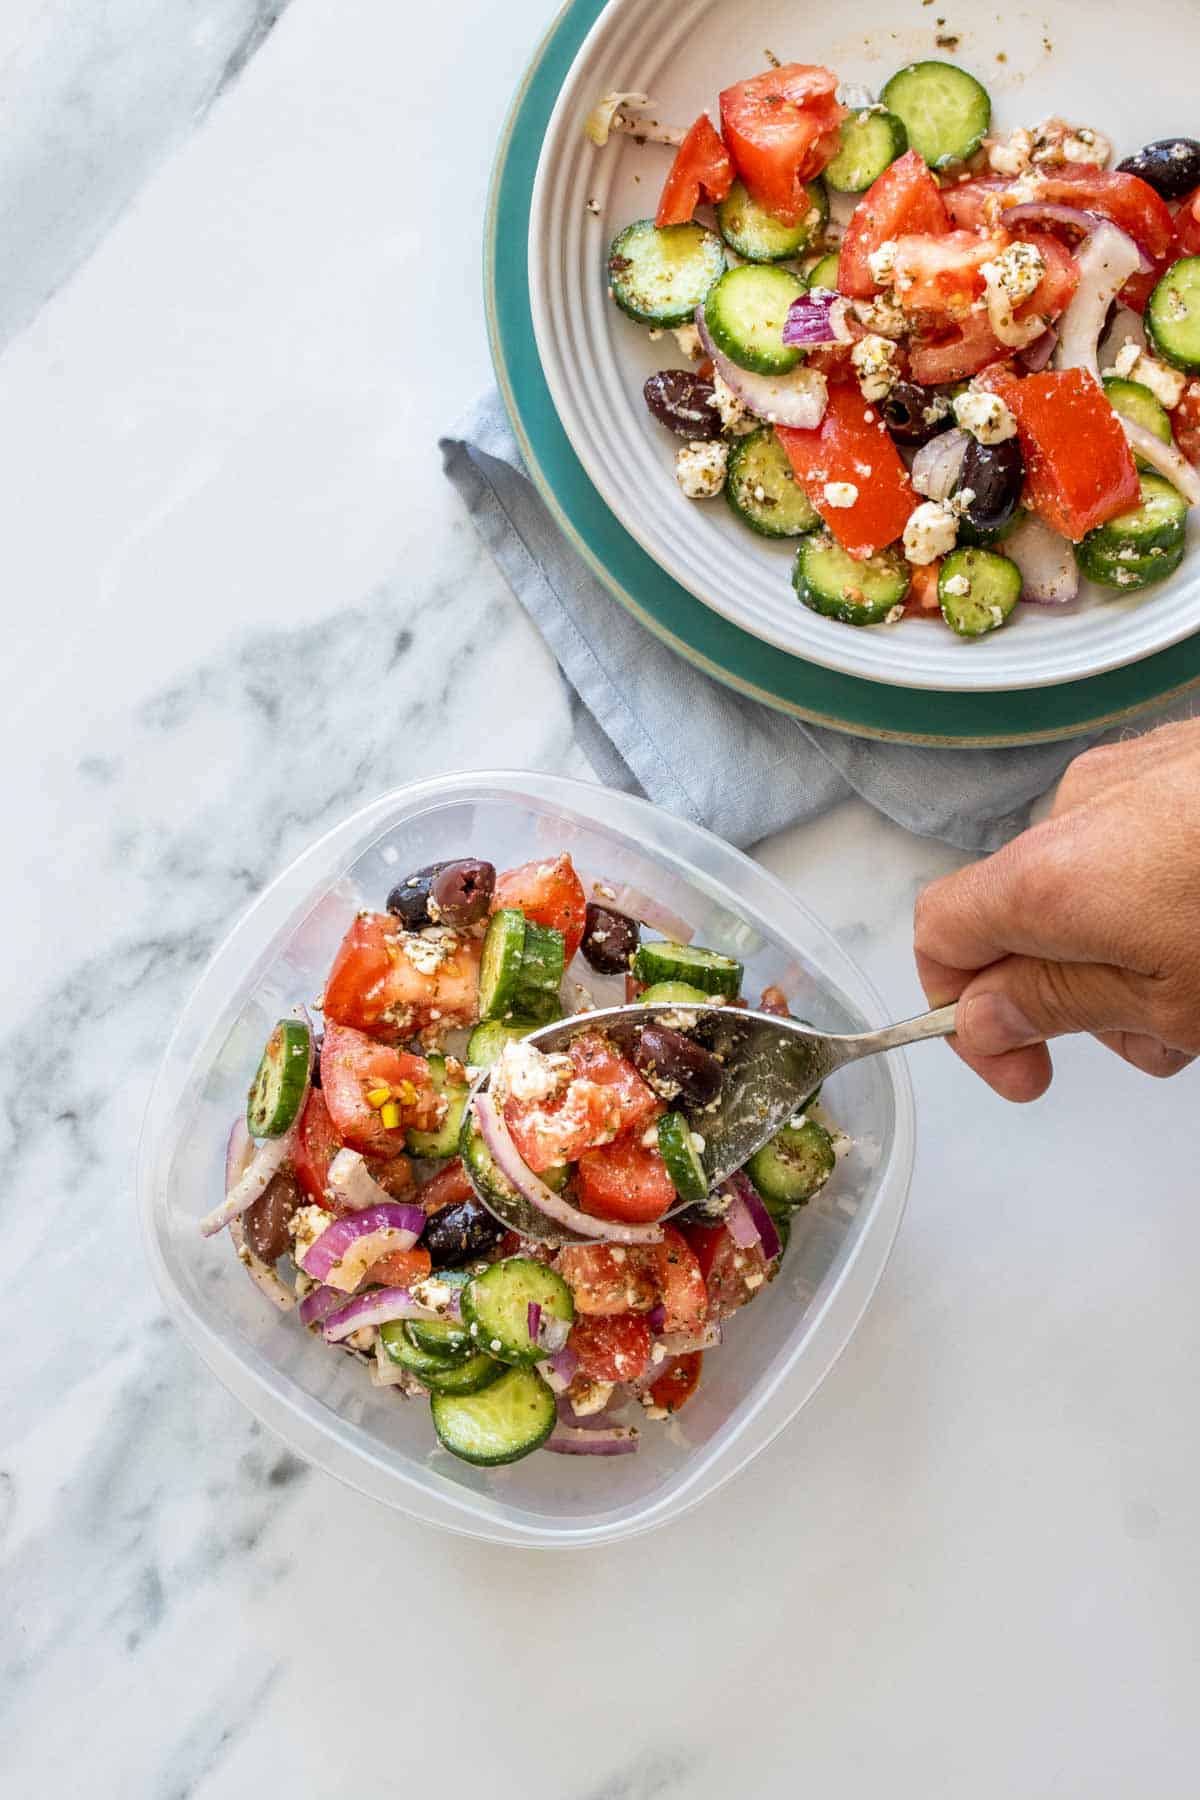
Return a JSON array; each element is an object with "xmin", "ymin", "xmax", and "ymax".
[{"xmin": 483, "ymin": 0, "xmax": 1200, "ymax": 746}]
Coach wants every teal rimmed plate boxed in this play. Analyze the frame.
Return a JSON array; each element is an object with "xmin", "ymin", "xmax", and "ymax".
[{"xmin": 485, "ymin": 0, "xmax": 1200, "ymax": 744}]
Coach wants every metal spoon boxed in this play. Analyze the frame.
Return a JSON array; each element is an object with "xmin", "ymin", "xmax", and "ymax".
[{"xmin": 463, "ymin": 999, "xmax": 957, "ymax": 1246}]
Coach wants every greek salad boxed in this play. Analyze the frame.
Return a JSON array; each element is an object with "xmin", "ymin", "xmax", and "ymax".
[
  {"xmin": 204, "ymin": 852, "xmax": 844, "ymax": 1468},
  {"xmin": 592, "ymin": 60, "xmax": 1200, "ymax": 636}
]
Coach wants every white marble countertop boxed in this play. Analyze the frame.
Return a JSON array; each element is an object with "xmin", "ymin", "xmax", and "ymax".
[{"xmin": 4, "ymin": 3, "xmax": 1199, "ymax": 1794}]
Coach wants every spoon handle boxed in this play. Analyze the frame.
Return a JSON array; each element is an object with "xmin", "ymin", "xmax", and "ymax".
[{"xmin": 827, "ymin": 1001, "xmax": 958, "ymax": 1068}]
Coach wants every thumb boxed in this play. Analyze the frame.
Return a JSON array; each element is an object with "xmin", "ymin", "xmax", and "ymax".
[{"xmin": 954, "ymin": 957, "xmax": 1158, "ymax": 1056}]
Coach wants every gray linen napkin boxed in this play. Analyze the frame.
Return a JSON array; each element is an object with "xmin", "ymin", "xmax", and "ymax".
[{"xmin": 441, "ymin": 392, "xmax": 1181, "ymax": 853}]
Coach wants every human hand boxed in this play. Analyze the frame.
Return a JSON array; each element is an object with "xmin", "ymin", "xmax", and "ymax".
[{"xmin": 912, "ymin": 719, "xmax": 1200, "ymax": 1100}]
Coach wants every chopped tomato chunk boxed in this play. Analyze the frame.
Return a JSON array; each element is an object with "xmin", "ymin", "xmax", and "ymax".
[
  {"xmin": 982, "ymin": 367, "xmax": 1140, "ymax": 540},
  {"xmin": 681, "ymin": 1222, "xmax": 774, "ymax": 1318},
  {"xmin": 942, "ymin": 176, "xmax": 1009, "ymax": 232},
  {"xmin": 491, "ymin": 853, "xmax": 587, "ymax": 961},
  {"xmin": 838, "ymin": 150, "xmax": 949, "ymax": 298},
  {"xmin": 569, "ymin": 1311, "xmax": 653, "ymax": 1383},
  {"xmin": 363, "ymin": 1246, "xmax": 432, "ymax": 1287},
  {"xmin": 1178, "ymin": 186, "xmax": 1200, "ymax": 258},
  {"xmin": 656, "ymin": 113, "xmax": 734, "ymax": 227},
  {"xmin": 323, "ymin": 911, "xmax": 480, "ymax": 1042},
  {"xmin": 906, "ymin": 558, "xmax": 942, "ymax": 614},
  {"xmin": 649, "ymin": 1351, "xmax": 703, "ymax": 1414},
  {"xmin": 567, "ymin": 1033, "xmax": 659, "ymax": 1131},
  {"xmin": 909, "ymin": 313, "xmax": 1013, "ymax": 385},
  {"xmin": 575, "ymin": 1135, "xmax": 676, "ymax": 1224},
  {"xmin": 718, "ymin": 63, "xmax": 845, "ymax": 224},
  {"xmin": 1036, "ymin": 168, "xmax": 1176, "ymax": 264},
  {"xmin": 414, "ymin": 1156, "xmax": 474, "ymax": 1214},
  {"xmin": 892, "ymin": 229, "xmax": 1007, "ymax": 315},
  {"xmin": 291, "ymin": 1088, "xmax": 342, "ymax": 1206},
  {"xmin": 775, "ymin": 385, "xmax": 915, "ymax": 556},
  {"xmin": 649, "ymin": 1225, "xmax": 708, "ymax": 1333},
  {"xmin": 1171, "ymin": 381, "xmax": 1200, "ymax": 466},
  {"xmin": 556, "ymin": 1242, "xmax": 658, "ymax": 1315},
  {"xmin": 504, "ymin": 1033, "xmax": 657, "ymax": 1174},
  {"xmin": 320, "ymin": 1023, "xmax": 442, "ymax": 1159}
]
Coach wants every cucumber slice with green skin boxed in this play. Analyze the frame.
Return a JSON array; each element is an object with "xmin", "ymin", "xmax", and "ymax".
[
  {"xmin": 805, "ymin": 251, "xmax": 840, "ymax": 291},
  {"xmin": 823, "ymin": 108, "xmax": 909, "ymax": 192},
  {"xmin": 637, "ymin": 980, "xmax": 715, "ymax": 1005},
  {"xmin": 1146, "ymin": 256, "xmax": 1200, "ymax": 372},
  {"xmin": 518, "ymin": 920, "xmax": 566, "ymax": 1002},
  {"xmin": 478, "ymin": 909, "xmax": 527, "ymax": 1020},
  {"xmin": 1080, "ymin": 473, "xmax": 1189, "ymax": 558},
  {"xmin": 937, "ymin": 547, "xmax": 1022, "ymax": 638},
  {"xmin": 459, "ymin": 1112, "xmax": 570, "ymax": 1202},
  {"xmin": 726, "ymin": 427, "xmax": 821, "ymax": 538},
  {"xmin": 607, "ymin": 219, "xmax": 726, "ymax": 327},
  {"xmin": 422, "ymin": 1351, "xmax": 508, "ymax": 1397},
  {"xmin": 1104, "ymin": 378, "xmax": 1173, "ymax": 469},
  {"xmin": 462, "ymin": 1258, "xmax": 575, "ymax": 1366},
  {"xmin": 704, "ymin": 264, "xmax": 807, "ymax": 375},
  {"xmin": 431, "ymin": 1364, "xmax": 557, "ymax": 1466},
  {"xmin": 378, "ymin": 1320, "xmax": 466, "ymax": 1381},
  {"xmin": 880, "ymin": 61, "xmax": 991, "ymax": 169},
  {"xmin": 794, "ymin": 534, "xmax": 911, "ymax": 626},
  {"xmin": 406, "ymin": 1315, "xmax": 472, "ymax": 1358},
  {"xmin": 406, "ymin": 1053, "xmax": 469, "ymax": 1159},
  {"xmin": 1078, "ymin": 536, "xmax": 1185, "ymax": 591},
  {"xmin": 657, "ymin": 1111, "xmax": 709, "ymax": 1203},
  {"xmin": 246, "ymin": 1017, "xmax": 312, "ymax": 1138},
  {"xmin": 717, "ymin": 178, "xmax": 827, "ymax": 263},
  {"xmin": 747, "ymin": 1118, "xmax": 835, "ymax": 1208},
  {"xmin": 632, "ymin": 940, "xmax": 744, "ymax": 999},
  {"xmin": 466, "ymin": 1018, "xmax": 541, "ymax": 1069}
]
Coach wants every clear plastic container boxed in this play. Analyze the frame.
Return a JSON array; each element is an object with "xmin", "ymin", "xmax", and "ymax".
[{"xmin": 138, "ymin": 772, "xmax": 914, "ymax": 1547}]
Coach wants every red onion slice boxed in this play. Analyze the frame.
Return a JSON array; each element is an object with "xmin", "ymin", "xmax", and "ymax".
[
  {"xmin": 229, "ymin": 1217, "xmax": 297, "ymax": 1312},
  {"xmin": 300, "ymin": 1201, "xmax": 425, "ymax": 1291},
  {"xmin": 322, "ymin": 1285, "xmax": 439, "ymax": 1343},
  {"xmin": 201, "ymin": 1125, "xmax": 297, "ymax": 1238},
  {"xmin": 647, "ymin": 1302, "xmax": 667, "ymax": 1335},
  {"xmin": 544, "ymin": 1423, "xmax": 640, "ymax": 1456},
  {"xmin": 736, "ymin": 1179, "xmax": 782, "ymax": 1261},
  {"xmin": 722, "ymin": 1177, "xmax": 762, "ymax": 1250},
  {"xmin": 472, "ymin": 1092, "xmax": 665, "ymax": 1245},
  {"xmin": 537, "ymin": 1345, "xmax": 580, "ymax": 1394},
  {"xmin": 594, "ymin": 880, "xmax": 694, "ymax": 943},
  {"xmin": 326, "ymin": 1148, "xmax": 397, "ymax": 1213},
  {"xmin": 1004, "ymin": 513, "xmax": 1079, "ymax": 605},
  {"xmin": 911, "ymin": 428, "xmax": 969, "ymax": 501},
  {"xmin": 1054, "ymin": 222, "xmax": 1144, "ymax": 377},
  {"xmin": 1119, "ymin": 418, "xmax": 1200, "ymax": 507},
  {"xmin": 782, "ymin": 290, "xmax": 849, "ymax": 347},
  {"xmin": 298, "ymin": 1283, "xmax": 349, "ymax": 1328},
  {"xmin": 695, "ymin": 305, "xmax": 829, "ymax": 430}
]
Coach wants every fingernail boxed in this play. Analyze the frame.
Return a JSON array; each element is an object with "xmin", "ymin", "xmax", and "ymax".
[{"xmin": 959, "ymin": 993, "xmax": 1042, "ymax": 1055}]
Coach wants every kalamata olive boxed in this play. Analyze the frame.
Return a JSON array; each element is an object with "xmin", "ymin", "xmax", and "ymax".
[
  {"xmin": 1117, "ymin": 139, "xmax": 1200, "ymax": 201},
  {"xmin": 880, "ymin": 381, "xmax": 953, "ymax": 446},
  {"xmin": 310, "ymin": 1036, "xmax": 322, "ymax": 1086},
  {"xmin": 953, "ymin": 435, "xmax": 1025, "ymax": 537},
  {"xmin": 423, "ymin": 1196, "xmax": 505, "ymax": 1268},
  {"xmin": 242, "ymin": 1169, "xmax": 300, "ymax": 1263},
  {"xmin": 580, "ymin": 902, "xmax": 640, "ymax": 974},
  {"xmin": 386, "ymin": 859, "xmax": 494, "ymax": 929},
  {"xmin": 429, "ymin": 858, "xmax": 495, "ymax": 926},
  {"xmin": 643, "ymin": 369, "xmax": 722, "ymax": 440},
  {"xmin": 633, "ymin": 1023, "xmax": 723, "ymax": 1108}
]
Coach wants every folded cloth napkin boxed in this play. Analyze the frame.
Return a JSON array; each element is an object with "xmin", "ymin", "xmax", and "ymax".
[{"xmin": 441, "ymin": 392, "xmax": 1188, "ymax": 854}]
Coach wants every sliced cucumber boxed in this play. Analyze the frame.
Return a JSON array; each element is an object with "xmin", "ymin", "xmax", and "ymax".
[
  {"xmin": 1078, "ymin": 536, "xmax": 1185, "ymax": 592},
  {"xmin": 880, "ymin": 61, "xmax": 991, "ymax": 168},
  {"xmin": 466, "ymin": 1017, "xmax": 540, "ymax": 1070},
  {"xmin": 823, "ymin": 108, "xmax": 908, "ymax": 192},
  {"xmin": 805, "ymin": 251, "xmax": 840, "ymax": 292},
  {"xmin": 406, "ymin": 1314, "xmax": 472, "ymax": 1358},
  {"xmin": 459, "ymin": 1111, "xmax": 519, "ymax": 1209},
  {"xmin": 378, "ymin": 1320, "xmax": 465, "ymax": 1381},
  {"xmin": 405, "ymin": 1053, "xmax": 468, "ymax": 1159},
  {"xmin": 726, "ymin": 427, "xmax": 821, "ymax": 538},
  {"xmin": 246, "ymin": 1017, "xmax": 311, "ymax": 1138},
  {"xmin": 657, "ymin": 1111, "xmax": 708, "ymax": 1203},
  {"xmin": 632, "ymin": 940, "xmax": 743, "ymax": 999},
  {"xmin": 717, "ymin": 177, "xmax": 827, "ymax": 263},
  {"xmin": 1104, "ymin": 377, "xmax": 1173, "ymax": 469},
  {"xmin": 519, "ymin": 921, "xmax": 566, "ymax": 1005},
  {"xmin": 703, "ymin": 264, "xmax": 807, "ymax": 375},
  {"xmin": 478, "ymin": 910, "xmax": 564, "ymax": 1022},
  {"xmin": 937, "ymin": 547, "xmax": 1022, "ymax": 638},
  {"xmin": 746, "ymin": 1118, "xmax": 835, "ymax": 1209},
  {"xmin": 431, "ymin": 1364, "xmax": 557, "ymax": 1466},
  {"xmin": 1146, "ymin": 256, "xmax": 1200, "ymax": 373},
  {"xmin": 1080, "ymin": 473, "xmax": 1189, "ymax": 558},
  {"xmin": 638, "ymin": 980, "xmax": 715, "ymax": 1005},
  {"xmin": 462, "ymin": 1258, "xmax": 575, "ymax": 1366},
  {"xmin": 794, "ymin": 533, "xmax": 910, "ymax": 626},
  {"xmin": 607, "ymin": 219, "xmax": 726, "ymax": 327}
]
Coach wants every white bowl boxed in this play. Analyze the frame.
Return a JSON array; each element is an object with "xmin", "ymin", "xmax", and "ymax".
[
  {"xmin": 528, "ymin": 0, "xmax": 1200, "ymax": 691},
  {"xmin": 139, "ymin": 772, "xmax": 914, "ymax": 1548}
]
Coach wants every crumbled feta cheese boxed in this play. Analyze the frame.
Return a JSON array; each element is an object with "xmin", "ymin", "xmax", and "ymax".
[
  {"xmin": 1103, "ymin": 339, "xmax": 1187, "ymax": 410},
  {"xmin": 883, "ymin": 603, "xmax": 905, "ymax": 625},
  {"xmin": 986, "ymin": 126, "xmax": 1034, "ymax": 177},
  {"xmin": 953, "ymin": 388, "xmax": 1018, "ymax": 444},
  {"xmin": 850, "ymin": 332, "xmax": 900, "ymax": 402},
  {"xmin": 674, "ymin": 438, "xmax": 729, "ymax": 499},
  {"xmin": 1109, "ymin": 340, "xmax": 1140, "ymax": 380},
  {"xmin": 903, "ymin": 499, "xmax": 959, "ymax": 564},
  {"xmin": 923, "ymin": 393, "xmax": 953, "ymax": 427},
  {"xmin": 851, "ymin": 290, "xmax": 906, "ymax": 339},
  {"xmin": 399, "ymin": 927, "xmax": 461, "ymax": 976},
  {"xmin": 689, "ymin": 1131, "xmax": 705, "ymax": 1154},
  {"xmin": 1031, "ymin": 117, "xmax": 1111, "ymax": 169},
  {"xmin": 943, "ymin": 571, "xmax": 971, "ymax": 596},
  {"xmin": 567, "ymin": 1379, "xmax": 614, "ymax": 1417},
  {"xmin": 822, "ymin": 481, "xmax": 858, "ymax": 508},
  {"xmin": 866, "ymin": 239, "xmax": 899, "ymax": 285},
  {"xmin": 497, "ymin": 1038, "xmax": 572, "ymax": 1104},
  {"xmin": 982, "ymin": 240, "xmax": 1045, "ymax": 308},
  {"xmin": 672, "ymin": 322, "xmax": 702, "ymax": 359},
  {"xmin": 743, "ymin": 1271, "xmax": 765, "ymax": 1291},
  {"xmin": 711, "ymin": 369, "xmax": 756, "ymax": 436},
  {"xmin": 289, "ymin": 1205, "xmax": 331, "ymax": 1263}
]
